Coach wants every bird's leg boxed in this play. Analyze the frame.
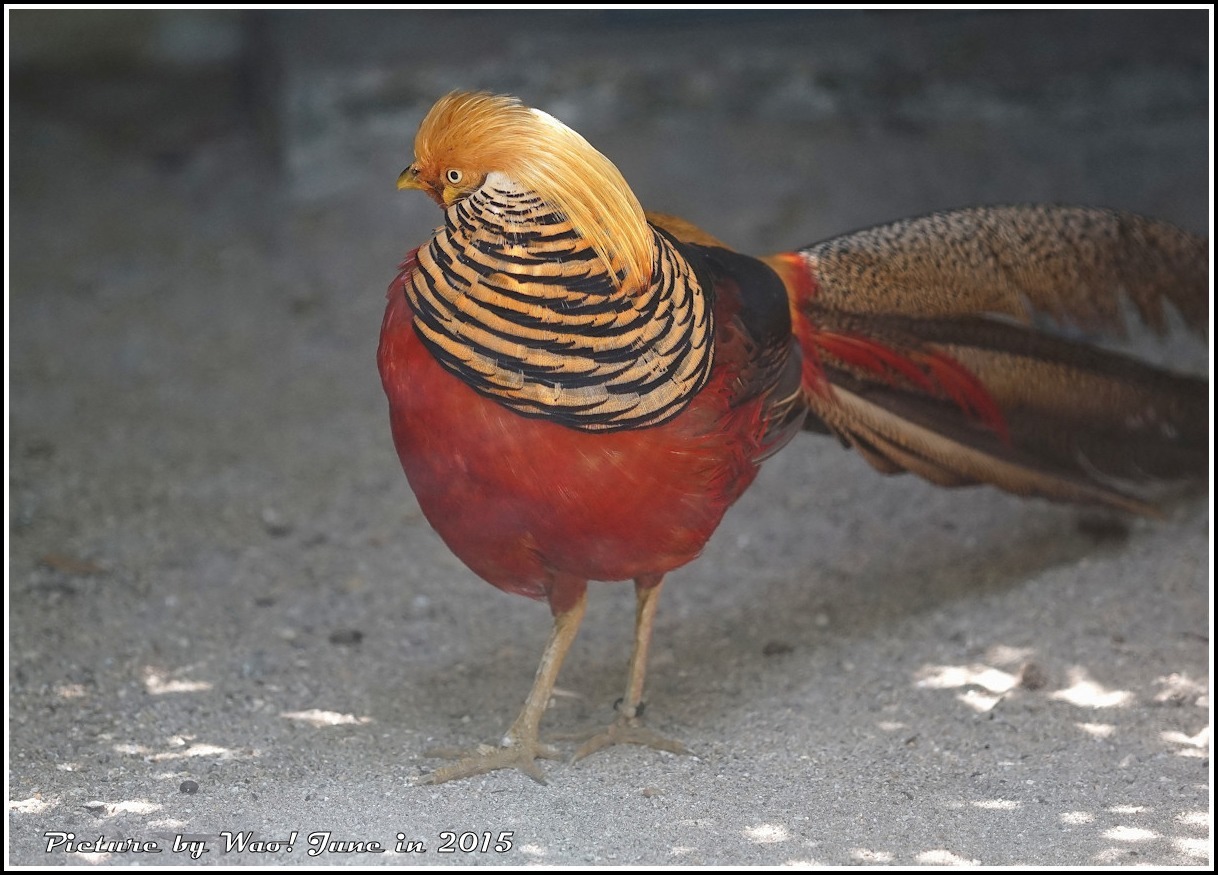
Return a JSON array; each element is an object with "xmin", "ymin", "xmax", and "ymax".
[
  {"xmin": 420, "ymin": 588, "xmax": 587, "ymax": 785},
  {"xmin": 565, "ymin": 575, "xmax": 692, "ymax": 762}
]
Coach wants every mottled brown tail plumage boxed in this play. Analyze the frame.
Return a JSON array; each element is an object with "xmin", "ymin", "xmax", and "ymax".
[{"xmin": 769, "ymin": 205, "xmax": 1208, "ymax": 513}]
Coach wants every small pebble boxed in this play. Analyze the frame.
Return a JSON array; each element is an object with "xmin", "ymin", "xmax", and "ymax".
[
  {"xmin": 1019, "ymin": 661, "xmax": 1049, "ymax": 691},
  {"xmin": 329, "ymin": 629, "xmax": 364, "ymax": 646},
  {"xmin": 261, "ymin": 508, "xmax": 293, "ymax": 537}
]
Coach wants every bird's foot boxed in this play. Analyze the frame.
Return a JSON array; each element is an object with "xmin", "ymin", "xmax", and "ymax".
[
  {"xmin": 418, "ymin": 737, "xmax": 563, "ymax": 785},
  {"xmin": 556, "ymin": 713, "xmax": 692, "ymax": 763}
]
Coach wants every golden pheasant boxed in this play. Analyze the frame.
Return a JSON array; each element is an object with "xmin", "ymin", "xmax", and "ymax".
[{"xmin": 378, "ymin": 91, "xmax": 1208, "ymax": 784}]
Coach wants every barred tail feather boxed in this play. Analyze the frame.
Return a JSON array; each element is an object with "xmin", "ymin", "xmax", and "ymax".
[{"xmin": 765, "ymin": 206, "xmax": 1209, "ymax": 513}]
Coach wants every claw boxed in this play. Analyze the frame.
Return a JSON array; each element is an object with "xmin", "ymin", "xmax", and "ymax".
[
  {"xmin": 417, "ymin": 738, "xmax": 564, "ymax": 785},
  {"xmin": 555, "ymin": 715, "xmax": 692, "ymax": 763}
]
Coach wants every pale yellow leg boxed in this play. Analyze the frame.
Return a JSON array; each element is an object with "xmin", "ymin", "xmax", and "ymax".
[
  {"xmin": 567, "ymin": 576, "xmax": 691, "ymax": 762},
  {"xmin": 420, "ymin": 591, "xmax": 587, "ymax": 785}
]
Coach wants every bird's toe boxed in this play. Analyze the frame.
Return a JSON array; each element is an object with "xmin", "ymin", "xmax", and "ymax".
[
  {"xmin": 556, "ymin": 717, "xmax": 692, "ymax": 763},
  {"xmin": 418, "ymin": 738, "xmax": 562, "ymax": 785}
]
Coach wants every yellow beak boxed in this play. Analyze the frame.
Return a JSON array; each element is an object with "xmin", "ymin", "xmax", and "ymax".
[
  {"xmin": 397, "ymin": 164, "xmax": 425, "ymax": 191},
  {"xmin": 398, "ymin": 163, "xmax": 447, "ymax": 206}
]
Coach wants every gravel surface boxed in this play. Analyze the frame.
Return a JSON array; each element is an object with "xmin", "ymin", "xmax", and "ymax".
[{"xmin": 8, "ymin": 9, "xmax": 1210, "ymax": 867}]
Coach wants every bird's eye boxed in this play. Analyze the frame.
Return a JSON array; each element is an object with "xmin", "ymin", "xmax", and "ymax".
[{"xmin": 446, "ymin": 169, "xmax": 463, "ymax": 185}]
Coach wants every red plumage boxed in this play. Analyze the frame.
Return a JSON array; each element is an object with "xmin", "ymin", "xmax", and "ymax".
[{"xmin": 379, "ymin": 252, "xmax": 776, "ymax": 614}]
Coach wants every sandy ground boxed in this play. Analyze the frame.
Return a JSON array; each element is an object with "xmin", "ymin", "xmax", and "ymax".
[{"xmin": 7, "ymin": 10, "xmax": 1211, "ymax": 867}]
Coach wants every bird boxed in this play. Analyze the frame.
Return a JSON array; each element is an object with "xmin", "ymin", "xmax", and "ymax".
[{"xmin": 378, "ymin": 90, "xmax": 1207, "ymax": 785}]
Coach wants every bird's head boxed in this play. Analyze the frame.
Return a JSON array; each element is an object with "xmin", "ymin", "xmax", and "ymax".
[{"xmin": 399, "ymin": 91, "xmax": 652, "ymax": 292}]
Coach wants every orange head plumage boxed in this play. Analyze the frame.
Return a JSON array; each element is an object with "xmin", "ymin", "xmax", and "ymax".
[{"xmin": 398, "ymin": 91, "xmax": 653, "ymax": 293}]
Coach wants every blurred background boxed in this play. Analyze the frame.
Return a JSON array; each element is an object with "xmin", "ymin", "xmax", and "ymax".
[{"xmin": 8, "ymin": 9, "xmax": 1210, "ymax": 866}]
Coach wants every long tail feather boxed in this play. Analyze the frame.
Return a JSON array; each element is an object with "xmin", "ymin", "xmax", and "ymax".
[
  {"xmin": 766, "ymin": 206, "xmax": 1209, "ymax": 513},
  {"xmin": 819, "ymin": 375, "xmax": 1160, "ymax": 514},
  {"xmin": 775, "ymin": 205, "xmax": 1208, "ymax": 335}
]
